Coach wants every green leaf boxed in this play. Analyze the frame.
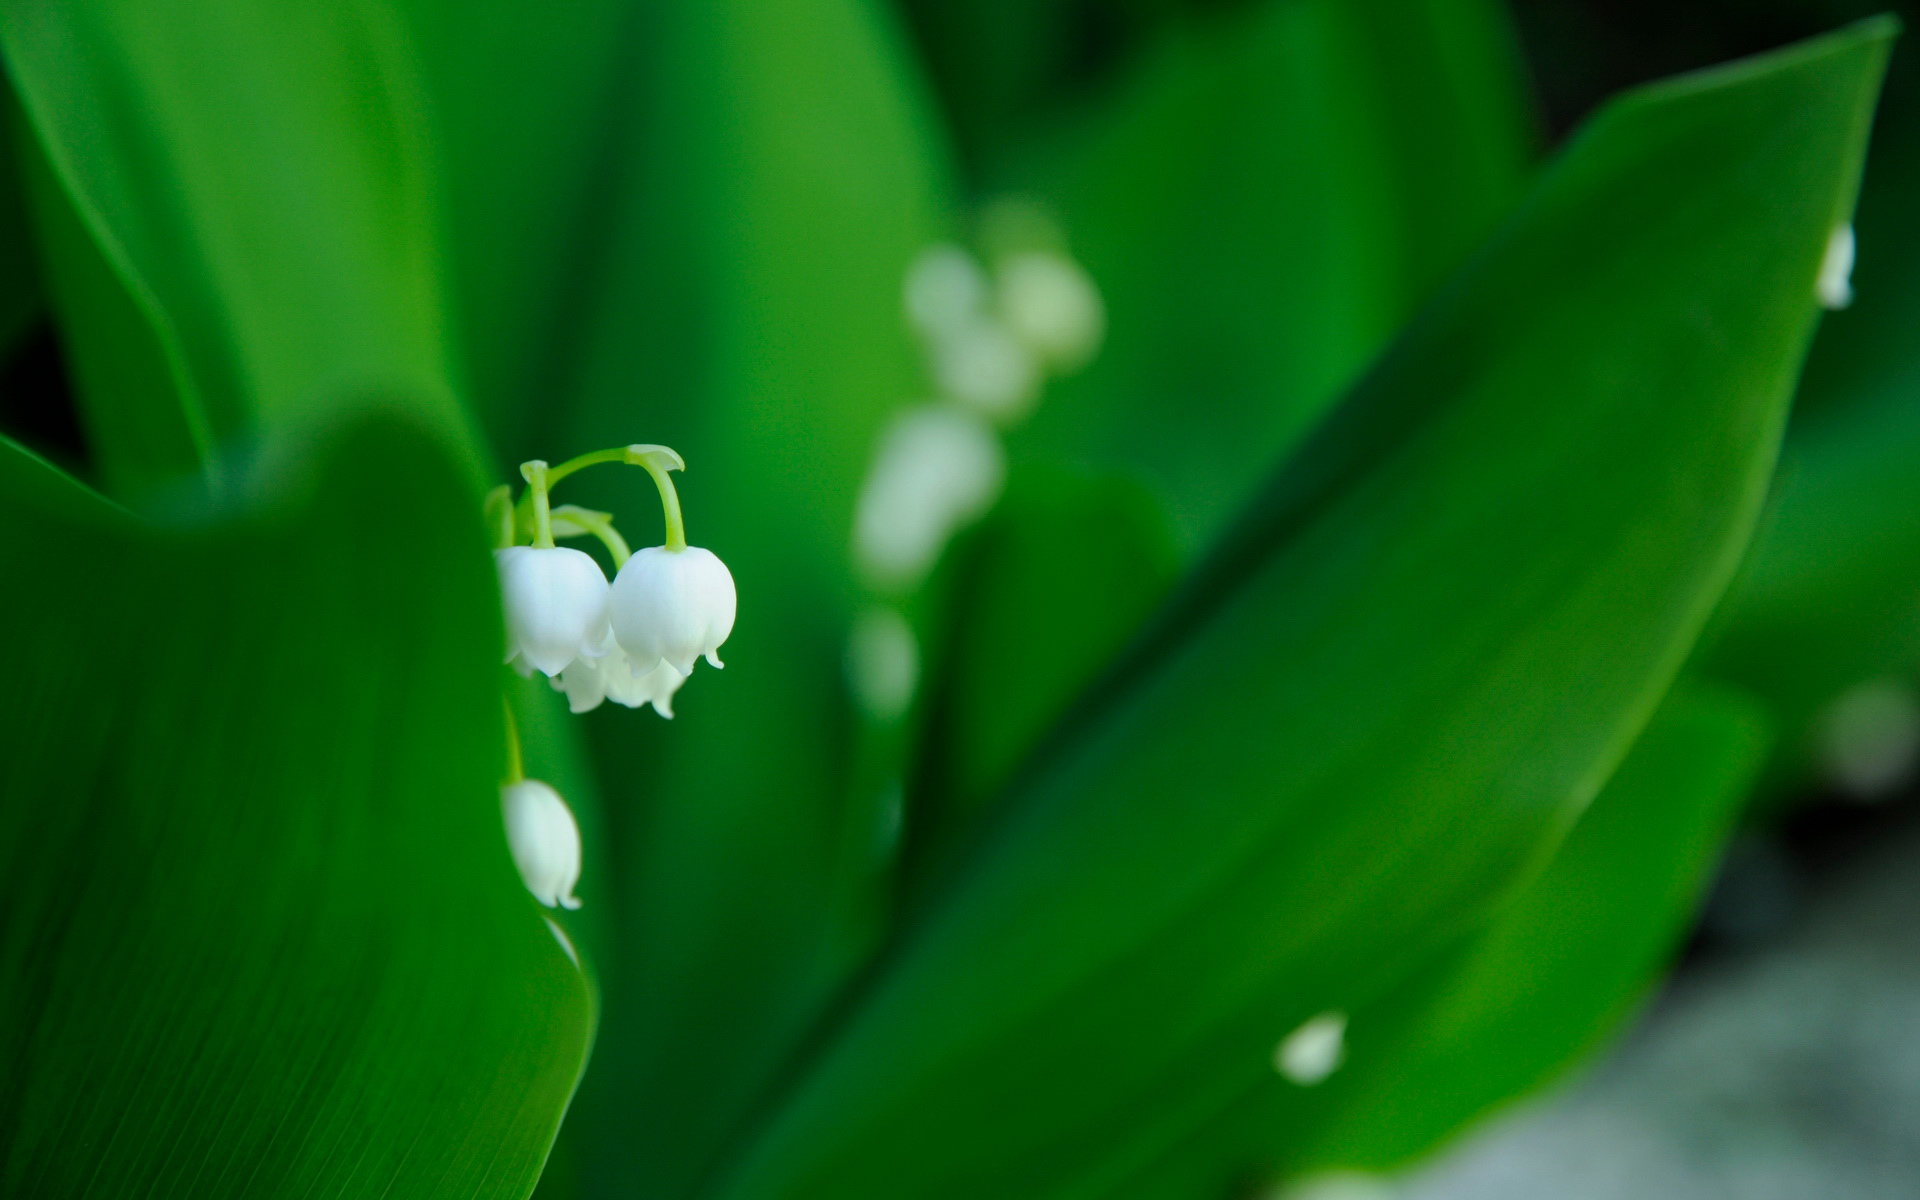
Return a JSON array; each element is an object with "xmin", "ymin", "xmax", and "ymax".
[
  {"xmin": 523, "ymin": 1, "xmax": 952, "ymax": 1196},
  {"xmin": 711, "ymin": 22, "xmax": 1891, "ymax": 1200},
  {"xmin": 0, "ymin": 0, "xmax": 467, "ymax": 495},
  {"xmin": 1011, "ymin": 0, "xmax": 1537, "ymax": 553},
  {"xmin": 908, "ymin": 465, "xmax": 1178, "ymax": 886},
  {"xmin": 0, "ymin": 418, "xmax": 591, "ymax": 1198},
  {"xmin": 0, "ymin": 80, "xmax": 40, "ymax": 362},
  {"xmin": 1108, "ymin": 684, "xmax": 1770, "ymax": 1197}
]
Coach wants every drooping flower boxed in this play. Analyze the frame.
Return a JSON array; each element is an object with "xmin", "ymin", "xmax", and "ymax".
[
  {"xmin": 609, "ymin": 545, "xmax": 737, "ymax": 677},
  {"xmin": 553, "ymin": 634, "xmax": 690, "ymax": 719},
  {"xmin": 495, "ymin": 545, "xmax": 610, "ymax": 677},
  {"xmin": 501, "ymin": 779, "xmax": 583, "ymax": 909}
]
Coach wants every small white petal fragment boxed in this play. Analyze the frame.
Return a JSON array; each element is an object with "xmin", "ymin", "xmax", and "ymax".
[
  {"xmin": 1818, "ymin": 223, "xmax": 1856, "ymax": 310},
  {"xmin": 608, "ymin": 545, "xmax": 737, "ymax": 677},
  {"xmin": 904, "ymin": 243, "xmax": 990, "ymax": 342},
  {"xmin": 495, "ymin": 546, "xmax": 610, "ymax": 677},
  {"xmin": 847, "ymin": 607, "xmax": 919, "ymax": 721},
  {"xmin": 1276, "ymin": 1011, "xmax": 1348, "ymax": 1086},
  {"xmin": 854, "ymin": 405, "xmax": 1006, "ymax": 590},
  {"xmin": 1820, "ymin": 677, "xmax": 1920, "ymax": 800},
  {"xmin": 502, "ymin": 779, "xmax": 583, "ymax": 910},
  {"xmin": 997, "ymin": 251, "xmax": 1105, "ymax": 372}
]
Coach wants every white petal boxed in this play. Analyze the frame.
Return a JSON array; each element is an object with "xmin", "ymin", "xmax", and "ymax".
[
  {"xmin": 552, "ymin": 655, "xmax": 610, "ymax": 714},
  {"xmin": 495, "ymin": 546, "xmax": 610, "ymax": 677},
  {"xmin": 1275, "ymin": 1012, "xmax": 1347, "ymax": 1086},
  {"xmin": 1818, "ymin": 224, "xmax": 1856, "ymax": 310},
  {"xmin": 501, "ymin": 779, "xmax": 583, "ymax": 909}
]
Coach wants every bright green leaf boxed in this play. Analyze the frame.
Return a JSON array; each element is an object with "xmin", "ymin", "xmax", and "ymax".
[
  {"xmin": 711, "ymin": 22, "xmax": 1891, "ymax": 1200},
  {"xmin": 0, "ymin": 418, "xmax": 591, "ymax": 1199}
]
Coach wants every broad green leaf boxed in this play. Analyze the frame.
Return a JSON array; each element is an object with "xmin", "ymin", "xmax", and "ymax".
[
  {"xmin": 527, "ymin": 1, "xmax": 952, "ymax": 1196},
  {"xmin": 711, "ymin": 23, "xmax": 1891, "ymax": 1200},
  {"xmin": 0, "ymin": 0, "xmax": 466, "ymax": 495},
  {"xmin": 1108, "ymin": 684, "xmax": 1770, "ymax": 1198},
  {"xmin": 1011, "ymin": 0, "xmax": 1536, "ymax": 553},
  {"xmin": 0, "ymin": 417, "xmax": 591, "ymax": 1198}
]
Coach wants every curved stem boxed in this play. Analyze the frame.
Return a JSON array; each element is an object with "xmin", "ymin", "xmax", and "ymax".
[
  {"xmin": 544, "ymin": 446, "xmax": 632, "ymax": 489},
  {"xmin": 521, "ymin": 460, "xmax": 555, "ymax": 548},
  {"xmin": 631, "ymin": 450, "xmax": 688, "ymax": 551},
  {"xmin": 552, "ymin": 505, "xmax": 633, "ymax": 568}
]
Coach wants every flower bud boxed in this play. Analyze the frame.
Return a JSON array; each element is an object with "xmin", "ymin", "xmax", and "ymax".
[
  {"xmin": 496, "ymin": 545, "xmax": 610, "ymax": 677},
  {"xmin": 996, "ymin": 250, "xmax": 1104, "ymax": 372},
  {"xmin": 609, "ymin": 545, "xmax": 737, "ymax": 677},
  {"xmin": 501, "ymin": 779, "xmax": 582, "ymax": 910}
]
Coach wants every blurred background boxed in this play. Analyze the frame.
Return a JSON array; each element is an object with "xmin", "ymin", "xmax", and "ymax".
[{"xmin": 3, "ymin": 1, "xmax": 1918, "ymax": 1197}]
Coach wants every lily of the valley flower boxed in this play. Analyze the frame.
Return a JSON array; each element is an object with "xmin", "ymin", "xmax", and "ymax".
[
  {"xmin": 610, "ymin": 545, "xmax": 737, "ymax": 677},
  {"xmin": 554, "ymin": 634, "xmax": 690, "ymax": 718},
  {"xmin": 501, "ymin": 778, "xmax": 583, "ymax": 909},
  {"xmin": 1818, "ymin": 223, "xmax": 1857, "ymax": 310},
  {"xmin": 496, "ymin": 545, "xmax": 610, "ymax": 677}
]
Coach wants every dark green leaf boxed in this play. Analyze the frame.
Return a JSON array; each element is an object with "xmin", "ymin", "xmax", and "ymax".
[
  {"xmin": 0, "ymin": 0, "xmax": 469, "ymax": 495},
  {"xmin": 710, "ymin": 22, "xmax": 1892, "ymax": 1200},
  {"xmin": 1011, "ymin": 0, "xmax": 1537, "ymax": 553},
  {"xmin": 0, "ymin": 417, "xmax": 591, "ymax": 1198}
]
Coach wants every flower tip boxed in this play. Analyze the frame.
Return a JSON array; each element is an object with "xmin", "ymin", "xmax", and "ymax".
[
  {"xmin": 705, "ymin": 650, "xmax": 725, "ymax": 669},
  {"xmin": 625, "ymin": 443, "xmax": 685, "ymax": 472},
  {"xmin": 560, "ymin": 893, "xmax": 583, "ymax": 911}
]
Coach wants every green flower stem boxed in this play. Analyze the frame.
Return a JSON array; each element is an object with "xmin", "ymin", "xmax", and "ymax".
[
  {"xmin": 503, "ymin": 697, "xmax": 525, "ymax": 784},
  {"xmin": 551, "ymin": 505, "xmax": 633, "ymax": 568},
  {"xmin": 520, "ymin": 460, "xmax": 556, "ymax": 548},
  {"xmin": 628, "ymin": 445, "xmax": 689, "ymax": 552}
]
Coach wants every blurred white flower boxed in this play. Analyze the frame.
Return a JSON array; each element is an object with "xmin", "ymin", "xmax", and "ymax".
[
  {"xmin": 996, "ymin": 250, "xmax": 1105, "ymax": 372},
  {"xmin": 904, "ymin": 243, "xmax": 990, "ymax": 343},
  {"xmin": 1276, "ymin": 1011, "xmax": 1348, "ymax": 1086},
  {"xmin": 847, "ymin": 606, "xmax": 919, "ymax": 721},
  {"xmin": 609, "ymin": 545, "xmax": 737, "ymax": 676},
  {"xmin": 932, "ymin": 318, "xmax": 1041, "ymax": 423},
  {"xmin": 554, "ymin": 635, "xmax": 689, "ymax": 719},
  {"xmin": 495, "ymin": 545, "xmax": 610, "ymax": 677},
  {"xmin": 1818, "ymin": 223, "xmax": 1856, "ymax": 310},
  {"xmin": 501, "ymin": 779, "xmax": 582, "ymax": 910},
  {"xmin": 854, "ymin": 404, "xmax": 1005, "ymax": 590}
]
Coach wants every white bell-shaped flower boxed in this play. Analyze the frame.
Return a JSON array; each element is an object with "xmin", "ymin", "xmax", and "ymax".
[
  {"xmin": 609, "ymin": 545, "xmax": 737, "ymax": 676},
  {"xmin": 496, "ymin": 545, "xmax": 610, "ymax": 677},
  {"xmin": 554, "ymin": 634, "xmax": 690, "ymax": 719},
  {"xmin": 501, "ymin": 779, "xmax": 582, "ymax": 909}
]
